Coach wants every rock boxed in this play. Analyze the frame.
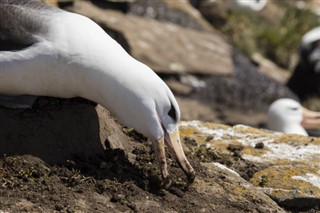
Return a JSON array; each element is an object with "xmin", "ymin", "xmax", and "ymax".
[
  {"xmin": 93, "ymin": 0, "xmax": 213, "ymax": 32},
  {"xmin": 175, "ymin": 96, "xmax": 220, "ymax": 122},
  {"xmin": 14, "ymin": 199, "xmax": 35, "ymax": 210},
  {"xmin": 199, "ymin": 50, "xmax": 297, "ymax": 116},
  {"xmin": 70, "ymin": 0, "xmax": 233, "ymax": 76},
  {"xmin": 252, "ymin": 53, "xmax": 290, "ymax": 84},
  {"xmin": 172, "ymin": 50, "xmax": 296, "ymax": 127},
  {"xmin": 180, "ymin": 121, "xmax": 320, "ymax": 210},
  {"xmin": 164, "ymin": 79, "xmax": 193, "ymax": 96},
  {"xmin": 192, "ymin": 0, "xmax": 229, "ymax": 28},
  {"xmin": 2, "ymin": 97, "xmax": 315, "ymax": 211},
  {"xmin": 0, "ymin": 97, "xmax": 131, "ymax": 164},
  {"xmin": 251, "ymin": 166, "xmax": 320, "ymax": 209},
  {"xmin": 196, "ymin": 162, "xmax": 284, "ymax": 213},
  {"xmin": 254, "ymin": 142, "xmax": 264, "ymax": 149},
  {"xmin": 96, "ymin": 105, "xmax": 128, "ymax": 151},
  {"xmin": 133, "ymin": 200, "xmax": 161, "ymax": 212},
  {"xmin": 127, "ymin": 0, "xmax": 214, "ymax": 32}
]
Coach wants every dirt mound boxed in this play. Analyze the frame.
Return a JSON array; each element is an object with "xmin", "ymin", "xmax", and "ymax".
[{"xmin": 0, "ymin": 97, "xmax": 283, "ymax": 212}]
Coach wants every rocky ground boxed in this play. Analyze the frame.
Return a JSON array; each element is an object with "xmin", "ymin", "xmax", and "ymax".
[
  {"xmin": 0, "ymin": 98, "xmax": 319, "ymax": 212},
  {"xmin": 0, "ymin": 98, "xmax": 277, "ymax": 212},
  {"xmin": 1, "ymin": 0, "xmax": 320, "ymax": 212}
]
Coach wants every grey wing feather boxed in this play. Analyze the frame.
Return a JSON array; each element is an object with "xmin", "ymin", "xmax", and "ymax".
[{"xmin": 0, "ymin": 0, "xmax": 61, "ymax": 51}]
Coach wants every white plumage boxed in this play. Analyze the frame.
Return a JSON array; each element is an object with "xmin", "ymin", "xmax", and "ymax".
[
  {"xmin": 301, "ymin": 26, "xmax": 320, "ymax": 47},
  {"xmin": 231, "ymin": 0, "xmax": 268, "ymax": 12},
  {"xmin": 268, "ymin": 99, "xmax": 320, "ymax": 136},
  {"xmin": 268, "ymin": 99, "xmax": 308, "ymax": 135}
]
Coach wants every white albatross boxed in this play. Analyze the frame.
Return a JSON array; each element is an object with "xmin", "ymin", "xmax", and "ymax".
[
  {"xmin": 231, "ymin": 0, "xmax": 268, "ymax": 12},
  {"xmin": 267, "ymin": 99, "xmax": 320, "ymax": 136},
  {"xmin": 0, "ymin": 0, "xmax": 195, "ymax": 184}
]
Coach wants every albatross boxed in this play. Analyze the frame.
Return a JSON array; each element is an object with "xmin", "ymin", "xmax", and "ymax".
[
  {"xmin": 231, "ymin": 0, "xmax": 267, "ymax": 12},
  {"xmin": 287, "ymin": 26, "xmax": 320, "ymax": 100},
  {"xmin": 0, "ymin": 0, "xmax": 195, "ymax": 184},
  {"xmin": 267, "ymin": 98, "xmax": 320, "ymax": 136}
]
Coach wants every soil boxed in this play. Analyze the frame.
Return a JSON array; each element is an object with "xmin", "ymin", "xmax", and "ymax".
[
  {"xmin": 0, "ymin": 144, "xmax": 272, "ymax": 213},
  {"xmin": 0, "ymin": 97, "xmax": 283, "ymax": 213}
]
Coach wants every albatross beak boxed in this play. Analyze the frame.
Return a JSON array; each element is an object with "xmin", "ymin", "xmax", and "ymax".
[
  {"xmin": 301, "ymin": 107, "xmax": 320, "ymax": 130},
  {"xmin": 153, "ymin": 129, "xmax": 195, "ymax": 186}
]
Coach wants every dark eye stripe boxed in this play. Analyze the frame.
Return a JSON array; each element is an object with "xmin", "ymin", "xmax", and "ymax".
[{"xmin": 168, "ymin": 104, "xmax": 177, "ymax": 121}]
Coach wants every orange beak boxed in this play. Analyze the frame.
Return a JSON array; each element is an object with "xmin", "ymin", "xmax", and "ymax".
[
  {"xmin": 301, "ymin": 107, "xmax": 320, "ymax": 130},
  {"xmin": 153, "ymin": 129, "xmax": 195, "ymax": 187}
]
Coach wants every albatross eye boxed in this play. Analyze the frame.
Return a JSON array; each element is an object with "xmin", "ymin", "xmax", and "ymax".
[
  {"xmin": 168, "ymin": 104, "xmax": 177, "ymax": 121},
  {"xmin": 288, "ymin": 107, "xmax": 299, "ymax": 111}
]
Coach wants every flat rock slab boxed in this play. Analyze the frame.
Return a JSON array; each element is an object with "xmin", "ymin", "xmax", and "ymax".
[
  {"xmin": 180, "ymin": 121, "xmax": 320, "ymax": 209},
  {"xmin": 71, "ymin": 0, "xmax": 233, "ymax": 75},
  {"xmin": 0, "ymin": 97, "xmax": 131, "ymax": 164},
  {"xmin": 193, "ymin": 162, "xmax": 284, "ymax": 212}
]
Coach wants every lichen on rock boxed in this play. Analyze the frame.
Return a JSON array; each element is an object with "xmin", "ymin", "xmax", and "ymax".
[{"xmin": 180, "ymin": 120, "xmax": 320, "ymax": 209}]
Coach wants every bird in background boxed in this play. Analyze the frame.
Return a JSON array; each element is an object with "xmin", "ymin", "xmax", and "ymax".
[
  {"xmin": 231, "ymin": 0, "xmax": 268, "ymax": 12},
  {"xmin": 268, "ymin": 98, "xmax": 320, "ymax": 136}
]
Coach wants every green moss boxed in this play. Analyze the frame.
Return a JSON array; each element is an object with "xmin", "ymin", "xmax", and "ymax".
[
  {"xmin": 194, "ymin": 145, "xmax": 219, "ymax": 162},
  {"xmin": 250, "ymin": 166, "xmax": 320, "ymax": 196},
  {"xmin": 179, "ymin": 126, "xmax": 202, "ymax": 137},
  {"xmin": 201, "ymin": 123, "xmax": 230, "ymax": 130},
  {"xmin": 258, "ymin": 175, "xmax": 269, "ymax": 187},
  {"xmin": 233, "ymin": 126, "xmax": 268, "ymax": 136},
  {"xmin": 18, "ymin": 166, "xmax": 41, "ymax": 181},
  {"xmin": 241, "ymin": 146, "xmax": 268, "ymax": 157},
  {"xmin": 221, "ymin": 4, "xmax": 318, "ymax": 69},
  {"xmin": 274, "ymin": 134, "xmax": 320, "ymax": 145},
  {"xmin": 0, "ymin": 155, "xmax": 53, "ymax": 187},
  {"xmin": 258, "ymin": 6, "xmax": 317, "ymax": 68}
]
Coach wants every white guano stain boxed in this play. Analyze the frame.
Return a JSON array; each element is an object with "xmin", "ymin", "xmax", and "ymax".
[
  {"xmin": 180, "ymin": 121, "xmax": 320, "ymax": 163},
  {"xmin": 292, "ymin": 173, "xmax": 320, "ymax": 188}
]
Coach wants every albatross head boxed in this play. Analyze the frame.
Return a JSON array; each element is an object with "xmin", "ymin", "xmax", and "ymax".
[
  {"xmin": 267, "ymin": 98, "xmax": 320, "ymax": 135},
  {"xmin": 98, "ymin": 61, "xmax": 195, "ymax": 185},
  {"xmin": 59, "ymin": 13, "xmax": 195, "ymax": 184},
  {"xmin": 149, "ymin": 81, "xmax": 196, "ymax": 185}
]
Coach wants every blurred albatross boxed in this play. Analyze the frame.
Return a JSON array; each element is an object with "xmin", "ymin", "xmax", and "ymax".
[
  {"xmin": 0, "ymin": 0, "xmax": 195, "ymax": 183},
  {"xmin": 268, "ymin": 99, "xmax": 320, "ymax": 136},
  {"xmin": 231, "ymin": 0, "xmax": 268, "ymax": 12}
]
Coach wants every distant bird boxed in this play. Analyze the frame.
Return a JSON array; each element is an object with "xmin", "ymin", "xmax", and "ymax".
[
  {"xmin": 287, "ymin": 27, "xmax": 320, "ymax": 100},
  {"xmin": 0, "ymin": 0, "xmax": 195, "ymax": 184},
  {"xmin": 231, "ymin": 0, "xmax": 268, "ymax": 12},
  {"xmin": 267, "ymin": 99, "xmax": 320, "ymax": 136}
]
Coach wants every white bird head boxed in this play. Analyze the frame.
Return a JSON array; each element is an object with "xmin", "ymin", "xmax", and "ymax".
[
  {"xmin": 267, "ymin": 98, "xmax": 320, "ymax": 135},
  {"xmin": 231, "ymin": 0, "xmax": 268, "ymax": 12},
  {"xmin": 103, "ymin": 62, "xmax": 195, "ymax": 185}
]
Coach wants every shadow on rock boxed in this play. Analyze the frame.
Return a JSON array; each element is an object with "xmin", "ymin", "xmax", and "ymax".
[
  {"xmin": 0, "ymin": 97, "xmax": 104, "ymax": 164},
  {"xmin": 0, "ymin": 97, "xmax": 171, "ymax": 193}
]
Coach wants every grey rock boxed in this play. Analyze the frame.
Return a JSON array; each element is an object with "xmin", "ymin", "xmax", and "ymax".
[{"xmin": 70, "ymin": 0, "xmax": 233, "ymax": 76}]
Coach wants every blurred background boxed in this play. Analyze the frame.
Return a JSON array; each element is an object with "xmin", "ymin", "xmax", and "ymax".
[{"xmin": 42, "ymin": 0, "xmax": 320, "ymax": 129}]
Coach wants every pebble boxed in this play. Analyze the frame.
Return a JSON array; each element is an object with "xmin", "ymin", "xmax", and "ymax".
[{"xmin": 255, "ymin": 142, "xmax": 264, "ymax": 149}]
